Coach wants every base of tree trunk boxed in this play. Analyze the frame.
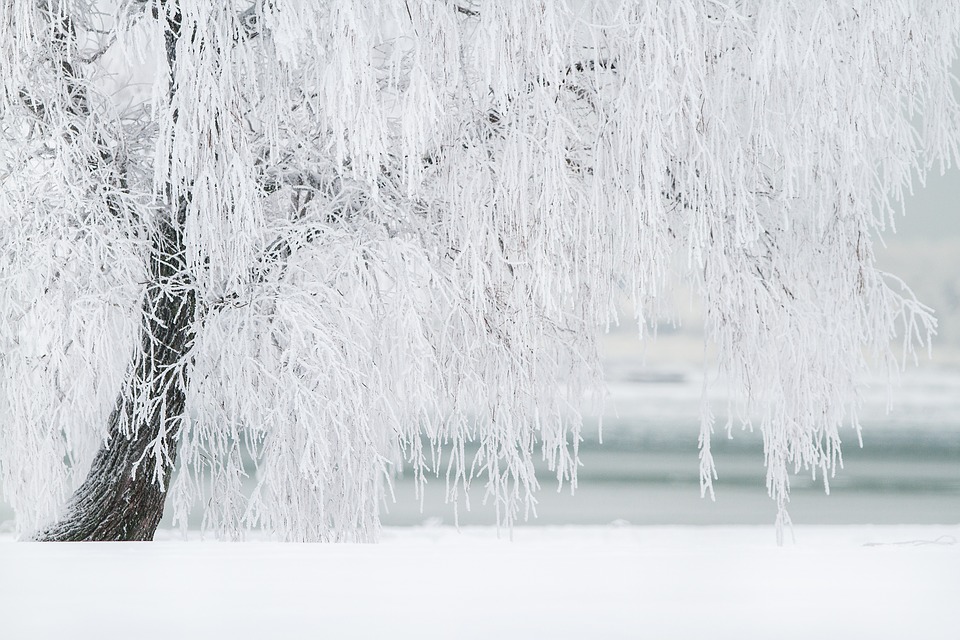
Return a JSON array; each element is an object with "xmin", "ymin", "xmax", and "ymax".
[
  {"xmin": 34, "ymin": 424, "xmax": 176, "ymax": 541},
  {"xmin": 36, "ymin": 216, "xmax": 194, "ymax": 542}
]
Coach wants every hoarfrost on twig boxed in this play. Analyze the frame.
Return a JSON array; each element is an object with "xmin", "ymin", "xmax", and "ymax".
[{"xmin": 0, "ymin": 0, "xmax": 956, "ymax": 541}]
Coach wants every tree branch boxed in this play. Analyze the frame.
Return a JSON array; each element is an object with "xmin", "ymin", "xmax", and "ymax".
[
  {"xmin": 26, "ymin": 5, "xmax": 134, "ymax": 223},
  {"xmin": 237, "ymin": 4, "xmax": 261, "ymax": 40},
  {"xmin": 448, "ymin": 2, "xmax": 479, "ymax": 17},
  {"xmin": 208, "ymin": 223, "xmax": 327, "ymax": 313}
]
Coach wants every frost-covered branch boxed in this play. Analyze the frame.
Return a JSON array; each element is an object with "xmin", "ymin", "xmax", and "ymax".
[{"xmin": 2, "ymin": 0, "xmax": 959, "ymax": 543}]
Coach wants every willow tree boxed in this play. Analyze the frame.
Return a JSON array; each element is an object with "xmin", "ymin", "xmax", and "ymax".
[{"xmin": 0, "ymin": 0, "xmax": 957, "ymax": 542}]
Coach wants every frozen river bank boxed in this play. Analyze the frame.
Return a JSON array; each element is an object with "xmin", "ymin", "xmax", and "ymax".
[{"xmin": 2, "ymin": 367, "xmax": 959, "ymax": 532}]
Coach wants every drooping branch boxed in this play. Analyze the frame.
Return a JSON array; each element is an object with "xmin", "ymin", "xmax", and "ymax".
[
  {"xmin": 34, "ymin": 0, "xmax": 196, "ymax": 542},
  {"xmin": 35, "ymin": 208, "xmax": 196, "ymax": 541},
  {"xmin": 439, "ymin": 1, "xmax": 479, "ymax": 18},
  {"xmin": 21, "ymin": 4, "xmax": 133, "ymax": 224},
  {"xmin": 3, "ymin": 0, "xmax": 955, "ymax": 545},
  {"xmin": 237, "ymin": 3, "xmax": 261, "ymax": 40}
]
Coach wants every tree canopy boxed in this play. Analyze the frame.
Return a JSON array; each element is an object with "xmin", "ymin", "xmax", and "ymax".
[{"xmin": 1, "ymin": 0, "xmax": 958, "ymax": 541}]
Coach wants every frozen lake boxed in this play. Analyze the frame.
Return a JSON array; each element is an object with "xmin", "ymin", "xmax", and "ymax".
[
  {"xmin": 383, "ymin": 366, "xmax": 960, "ymax": 527},
  {"xmin": 2, "ymin": 367, "xmax": 959, "ymax": 532}
]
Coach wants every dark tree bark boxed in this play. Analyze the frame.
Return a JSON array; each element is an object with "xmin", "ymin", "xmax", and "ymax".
[
  {"xmin": 34, "ymin": 1, "xmax": 194, "ymax": 542},
  {"xmin": 36, "ymin": 212, "xmax": 195, "ymax": 541}
]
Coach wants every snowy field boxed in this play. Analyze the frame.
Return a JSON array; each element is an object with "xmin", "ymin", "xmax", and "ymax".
[{"xmin": 1, "ymin": 525, "xmax": 958, "ymax": 640}]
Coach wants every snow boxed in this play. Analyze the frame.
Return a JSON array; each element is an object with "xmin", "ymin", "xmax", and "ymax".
[
  {"xmin": 1, "ymin": 525, "xmax": 957, "ymax": 639},
  {"xmin": 6, "ymin": 2, "xmax": 960, "ymax": 542}
]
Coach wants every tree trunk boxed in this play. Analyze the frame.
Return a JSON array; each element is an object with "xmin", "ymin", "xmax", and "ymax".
[{"xmin": 36, "ymin": 214, "xmax": 194, "ymax": 541}]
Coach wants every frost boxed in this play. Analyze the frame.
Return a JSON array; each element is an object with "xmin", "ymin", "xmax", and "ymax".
[{"xmin": 1, "ymin": 1, "xmax": 957, "ymax": 541}]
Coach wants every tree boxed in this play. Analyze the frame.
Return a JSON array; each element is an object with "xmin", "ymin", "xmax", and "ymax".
[{"xmin": 1, "ymin": 0, "xmax": 957, "ymax": 542}]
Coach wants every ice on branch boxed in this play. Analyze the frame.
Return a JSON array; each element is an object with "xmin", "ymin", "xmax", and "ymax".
[{"xmin": 0, "ymin": 0, "xmax": 957, "ymax": 541}]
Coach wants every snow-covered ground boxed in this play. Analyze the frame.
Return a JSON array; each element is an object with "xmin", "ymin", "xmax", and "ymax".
[{"xmin": 1, "ymin": 525, "xmax": 957, "ymax": 640}]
